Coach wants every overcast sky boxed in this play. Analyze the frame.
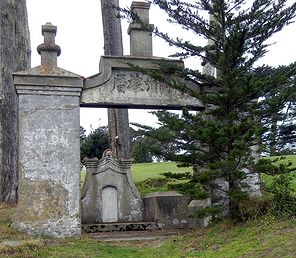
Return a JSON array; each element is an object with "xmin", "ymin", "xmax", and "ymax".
[{"xmin": 26, "ymin": 0, "xmax": 296, "ymax": 134}]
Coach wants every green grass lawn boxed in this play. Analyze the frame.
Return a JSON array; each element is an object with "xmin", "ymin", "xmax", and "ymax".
[
  {"xmin": 265, "ymin": 154, "xmax": 296, "ymax": 166},
  {"xmin": 81, "ymin": 155, "xmax": 296, "ymax": 184},
  {"xmin": 131, "ymin": 161, "xmax": 192, "ymax": 182},
  {"xmin": 80, "ymin": 161, "xmax": 191, "ymax": 185},
  {"xmin": 1, "ymin": 204, "xmax": 296, "ymax": 257},
  {"xmin": 133, "ymin": 155, "xmax": 296, "ymax": 182},
  {"xmin": 130, "ymin": 155, "xmax": 296, "ymax": 189}
]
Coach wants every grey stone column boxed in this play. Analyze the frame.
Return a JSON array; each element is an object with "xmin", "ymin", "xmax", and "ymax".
[
  {"xmin": 12, "ymin": 23, "xmax": 83, "ymax": 237},
  {"xmin": 128, "ymin": 2, "xmax": 154, "ymax": 57}
]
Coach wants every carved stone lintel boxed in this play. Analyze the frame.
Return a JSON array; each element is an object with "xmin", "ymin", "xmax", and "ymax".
[{"xmin": 82, "ymin": 56, "xmax": 204, "ymax": 110}]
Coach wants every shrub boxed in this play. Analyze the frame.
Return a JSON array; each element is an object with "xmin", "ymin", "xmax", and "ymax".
[
  {"xmin": 238, "ymin": 195, "xmax": 272, "ymax": 222},
  {"xmin": 268, "ymin": 173, "xmax": 296, "ymax": 217},
  {"xmin": 135, "ymin": 178, "xmax": 169, "ymax": 197}
]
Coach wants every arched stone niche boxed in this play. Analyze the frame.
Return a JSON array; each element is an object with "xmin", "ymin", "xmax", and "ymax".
[{"xmin": 102, "ymin": 185, "xmax": 118, "ymax": 222}]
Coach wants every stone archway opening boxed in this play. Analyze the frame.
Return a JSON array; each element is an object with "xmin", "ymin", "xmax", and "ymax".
[{"xmin": 102, "ymin": 185, "xmax": 118, "ymax": 223}]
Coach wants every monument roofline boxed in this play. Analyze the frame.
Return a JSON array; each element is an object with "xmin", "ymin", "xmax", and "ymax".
[
  {"xmin": 131, "ymin": 1, "xmax": 151, "ymax": 10},
  {"xmin": 84, "ymin": 55, "xmax": 184, "ymax": 89}
]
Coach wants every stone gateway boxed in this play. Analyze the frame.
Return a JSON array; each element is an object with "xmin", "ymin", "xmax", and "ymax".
[
  {"xmin": 11, "ymin": 4, "xmax": 203, "ymax": 236},
  {"xmin": 11, "ymin": 1, "xmax": 260, "ymax": 238}
]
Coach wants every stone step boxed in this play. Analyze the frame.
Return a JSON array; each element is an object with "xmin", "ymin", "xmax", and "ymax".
[
  {"xmin": 82, "ymin": 222, "xmax": 159, "ymax": 233},
  {"xmin": 88, "ymin": 228, "xmax": 190, "ymax": 241}
]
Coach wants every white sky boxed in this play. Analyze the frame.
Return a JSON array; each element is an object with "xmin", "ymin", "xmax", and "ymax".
[{"xmin": 26, "ymin": 0, "xmax": 296, "ymax": 134}]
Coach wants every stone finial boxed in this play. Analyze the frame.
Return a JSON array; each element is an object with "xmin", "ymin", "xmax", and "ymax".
[
  {"xmin": 130, "ymin": 1, "xmax": 151, "ymax": 23},
  {"xmin": 127, "ymin": 1, "xmax": 154, "ymax": 57},
  {"xmin": 37, "ymin": 22, "xmax": 61, "ymax": 66}
]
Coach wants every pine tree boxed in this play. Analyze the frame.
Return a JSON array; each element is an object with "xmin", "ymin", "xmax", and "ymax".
[
  {"xmin": 127, "ymin": 0, "xmax": 296, "ymax": 219},
  {"xmin": 80, "ymin": 127, "xmax": 109, "ymax": 161},
  {"xmin": 130, "ymin": 127, "xmax": 153, "ymax": 163},
  {"xmin": 259, "ymin": 64, "xmax": 296, "ymax": 155}
]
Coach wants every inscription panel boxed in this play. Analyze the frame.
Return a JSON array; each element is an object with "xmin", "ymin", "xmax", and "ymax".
[{"xmin": 81, "ymin": 70, "xmax": 204, "ymax": 110}]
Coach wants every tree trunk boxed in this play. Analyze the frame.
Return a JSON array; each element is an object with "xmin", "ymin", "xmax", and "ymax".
[
  {"xmin": 270, "ymin": 112, "xmax": 278, "ymax": 156},
  {"xmin": 100, "ymin": 0, "xmax": 130, "ymax": 160},
  {"xmin": 0, "ymin": 0, "xmax": 31, "ymax": 203}
]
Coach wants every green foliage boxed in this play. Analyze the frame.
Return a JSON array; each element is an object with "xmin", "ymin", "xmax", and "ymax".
[
  {"xmin": 80, "ymin": 126, "xmax": 86, "ymax": 142},
  {"xmin": 237, "ymin": 195, "xmax": 272, "ymax": 222},
  {"xmin": 80, "ymin": 127, "xmax": 109, "ymax": 161},
  {"xmin": 131, "ymin": 138, "xmax": 153, "ymax": 163},
  {"xmin": 135, "ymin": 178, "xmax": 169, "ymax": 197},
  {"xmin": 169, "ymin": 180, "xmax": 209, "ymax": 200},
  {"xmin": 259, "ymin": 65, "xmax": 296, "ymax": 155},
  {"xmin": 268, "ymin": 173, "xmax": 296, "ymax": 217},
  {"xmin": 195, "ymin": 205, "xmax": 221, "ymax": 219},
  {"xmin": 162, "ymin": 171, "xmax": 192, "ymax": 180},
  {"xmin": 257, "ymin": 157, "xmax": 296, "ymax": 217},
  {"xmin": 161, "ymin": 171, "xmax": 209, "ymax": 199}
]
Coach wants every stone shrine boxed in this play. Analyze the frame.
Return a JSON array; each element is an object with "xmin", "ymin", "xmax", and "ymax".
[{"xmin": 81, "ymin": 155, "xmax": 143, "ymax": 224}]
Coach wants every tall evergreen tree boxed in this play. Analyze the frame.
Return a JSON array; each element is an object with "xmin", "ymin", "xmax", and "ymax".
[
  {"xmin": 0, "ymin": 0, "xmax": 31, "ymax": 204},
  {"xmin": 80, "ymin": 127, "xmax": 109, "ymax": 161},
  {"xmin": 126, "ymin": 0, "xmax": 296, "ymax": 219},
  {"xmin": 259, "ymin": 64, "xmax": 296, "ymax": 155}
]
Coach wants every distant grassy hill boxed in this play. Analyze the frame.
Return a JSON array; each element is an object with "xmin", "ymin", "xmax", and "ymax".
[
  {"xmin": 261, "ymin": 154, "xmax": 296, "ymax": 190},
  {"xmin": 80, "ymin": 161, "xmax": 191, "ymax": 185},
  {"xmin": 131, "ymin": 155, "xmax": 296, "ymax": 182},
  {"xmin": 264, "ymin": 154, "xmax": 296, "ymax": 167},
  {"xmin": 131, "ymin": 161, "xmax": 192, "ymax": 182},
  {"xmin": 80, "ymin": 155, "xmax": 296, "ymax": 186}
]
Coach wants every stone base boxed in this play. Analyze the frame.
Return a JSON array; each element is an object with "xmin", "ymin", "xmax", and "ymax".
[
  {"xmin": 187, "ymin": 198, "xmax": 212, "ymax": 229},
  {"xmin": 82, "ymin": 222, "xmax": 158, "ymax": 233},
  {"xmin": 12, "ymin": 217, "xmax": 81, "ymax": 238},
  {"xmin": 143, "ymin": 191, "xmax": 190, "ymax": 229}
]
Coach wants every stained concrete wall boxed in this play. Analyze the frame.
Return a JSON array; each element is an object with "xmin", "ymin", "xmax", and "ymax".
[{"xmin": 12, "ymin": 67, "xmax": 83, "ymax": 237}]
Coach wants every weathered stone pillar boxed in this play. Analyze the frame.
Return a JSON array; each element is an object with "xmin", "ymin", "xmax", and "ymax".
[
  {"xmin": 128, "ymin": 1, "xmax": 154, "ymax": 57},
  {"xmin": 12, "ymin": 23, "xmax": 83, "ymax": 237}
]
